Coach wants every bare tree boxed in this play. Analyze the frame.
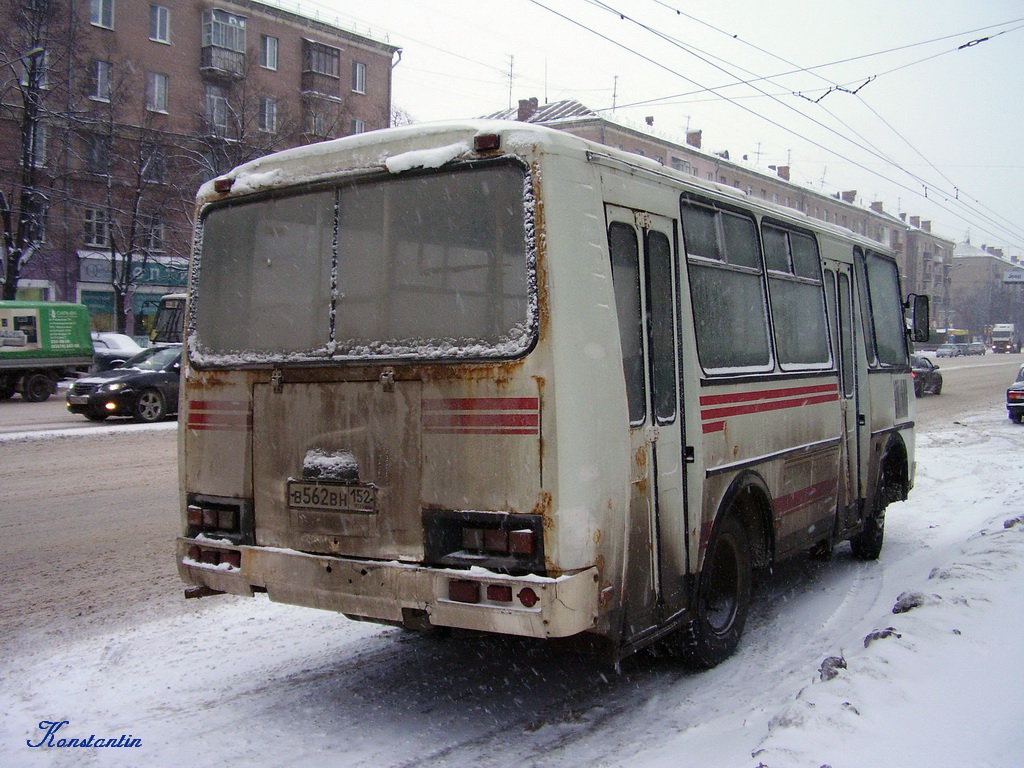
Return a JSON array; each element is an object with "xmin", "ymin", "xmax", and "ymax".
[{"xmin": 0, "ymin": 0, "xmax": 76, "ymax": 299}]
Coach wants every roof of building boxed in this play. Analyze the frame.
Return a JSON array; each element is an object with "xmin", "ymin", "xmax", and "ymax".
[{"xmin": 481, "ymin": 99, "xmax": 600, "ymax": 124}]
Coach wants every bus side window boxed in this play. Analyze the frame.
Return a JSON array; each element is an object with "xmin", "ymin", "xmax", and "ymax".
[
  {"xmin": 681, "ymin": 198, "xmax": 771, "ymax": 373},
  {"xmin": 645, "ymin": 229, "xmax": 677, "ymax": 425},
  {"xmin": 609, "ymin": 222, "xmax": 646, "ymax": 425},
  {"xmin": 763, "ymin": 224, "xmax": 830, "ymax": 370}
]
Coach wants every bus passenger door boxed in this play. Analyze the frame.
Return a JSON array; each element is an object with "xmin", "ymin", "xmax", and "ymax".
[
  {"xmin": 607, "ymin": 205, "xmax": 689, "ymax": 634},
  {"xmin": 824, "ymin": 263, "xmax": 861, "ymax": 531}
]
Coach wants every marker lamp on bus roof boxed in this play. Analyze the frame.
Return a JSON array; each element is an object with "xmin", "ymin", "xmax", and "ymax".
[{"xmin": 473, "ymin": 133, "xmax": 500, "ymax": 152}]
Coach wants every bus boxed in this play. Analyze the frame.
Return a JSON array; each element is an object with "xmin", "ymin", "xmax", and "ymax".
[
  {"xmin": 176, "ymin": 122, "xmax": 929, "ymax": 667},
  {"xmin": 150, "ymin": 293, "xmax": 185, "ymax": 345}
]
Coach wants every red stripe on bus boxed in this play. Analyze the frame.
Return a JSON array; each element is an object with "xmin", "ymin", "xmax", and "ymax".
[
  {"xmin": 424, "ymin": 427, "xmax": 539, "ymax": 435},
  {"xmin": 187, "ymin": 411, "xmax": 252, "ymax": 427},
  {"xmin": 702, "ymin": 421, "xmax": 726, "ymax": 434},
  {"xmin": 701, "ymin": 392, "xmax": 839, "ymax": 421},
  {"xmin": 773, "ymin": 478, "xmax": 839, "ymax": 520},
  {"xmin": 424, "ymin": 413, "xmax": 539, "ymax": 428},
  {"xmin": 188, "ymin": 400, "xmax": 249, "ymax": 411},
  {"xmin": 699, "ymin": 383, "xmax": 838, "ymax": 407},
  {"xmin": 422, "ymin": 397, "xmax": 539, "ymax": 412}
]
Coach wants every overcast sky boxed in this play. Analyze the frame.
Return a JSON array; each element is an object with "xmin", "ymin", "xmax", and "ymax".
[{"xmin": 285, "ymin": 0, "xmax": 1023, "ymax": 256}]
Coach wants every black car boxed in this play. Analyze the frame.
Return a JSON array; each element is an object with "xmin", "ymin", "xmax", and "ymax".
[
  {"xmin": 90, "ymin": 332, "xmax": 143, "ymax": 372},
  {"xmin": 911, "ymin": 355, "xmax": 942, "ymax": 397},
  {"xmin": 1007, "ymin": 365, "xmax": 1024, "ymax": 424},
  {"xmin": 66, "ymin": 346, "xmax": 181, "ymax": 423}
]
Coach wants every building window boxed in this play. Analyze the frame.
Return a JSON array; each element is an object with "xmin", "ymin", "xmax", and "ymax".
[
  {"xmin": 351, "ymin": 61, "xmax": 366, "ymax": 93},
  {"xmin": 140, "ymin": 214, "xmax": 165, "ymax": 251},
  {"xmin": 205, "ymin": 84, "xmax": 229, "ymax": 134},
  {"xmin": 90, "ymin": 0, "xmax": 114, "ymax": 28},
  {"xmin": 146, "ymin": 72, "xmax": 168, "ymax": 112},
  {"xmin": 306, "ymin": 105, "xmax": 329, "ymax": 136},
  {"xmin": 84, "ymin": 208, "xmax": 111, "ymax": 247},
  {"xmin": 141, "ymin": 143, "xmax": 166, "ymax": 183},
  {"xmin": 202, "ymin": 9, "xmax": 246, "ymax": 52},
  {"xmin": 260, "ymin": 35, "xmax": 278, "ymax": 70},
  {"xmin": 90, "ymin": 60, "xmax": 111, "ymax": 101},
  {"xmin": 85, "ymin": 134, "xmax": 111, "ymax": 174},
  {"xmin": 27, "ymin": 123, "xmax": 47, "ymax": 167},
  {"xmin": 350, "ymin": 118, "xmax": 365, "ymax": 134},
  {"xmin": 304, "ymin": 41, "xmax": 340, "ymax": 78},
  {"xmin": 149, "ymin": 4, "xmax": 169, "ymax": 42},
  {"xmin": 259, "ymin": 97, "xmax": 277, "ymax": 133}
]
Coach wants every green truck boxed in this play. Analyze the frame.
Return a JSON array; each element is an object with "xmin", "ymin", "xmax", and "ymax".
[{"xmin": 0, "ymin": 301, "xmax": 94, "ymax": 402}]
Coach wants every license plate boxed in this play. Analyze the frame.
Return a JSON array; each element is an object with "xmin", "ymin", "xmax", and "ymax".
[
  {"xmin": 68, "ymin": 395, "xmax": 89, "ymax": 404},
  {"xmin": 287, "ymin": 481, "xmax": 376, "ymax": 514}
]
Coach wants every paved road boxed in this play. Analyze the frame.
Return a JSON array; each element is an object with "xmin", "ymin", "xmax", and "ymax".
[
  {"xmin": 913, "ymin": 351, "xmax": 1021, "ymax": 430},
  {"xmin": 0, "ymin": 383, "xmax": 178, "ymax": 435}
]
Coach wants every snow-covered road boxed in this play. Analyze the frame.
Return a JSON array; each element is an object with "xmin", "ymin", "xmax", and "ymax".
[{"xmin": 3, "ymin": 405, "xmax": 1023, "ymax": 767}]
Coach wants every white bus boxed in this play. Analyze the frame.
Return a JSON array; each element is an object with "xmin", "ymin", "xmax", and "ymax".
[{"xmin": 176, "ymin": 122, "xmax": 929, "ymax": 666}]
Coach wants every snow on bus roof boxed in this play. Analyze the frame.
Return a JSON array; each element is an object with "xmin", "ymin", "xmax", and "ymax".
[{"xmin": 197, "ymin": 120, "xmax": 570, "ymax": 201}]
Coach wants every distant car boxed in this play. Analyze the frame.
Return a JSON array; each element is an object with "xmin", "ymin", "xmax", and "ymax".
[
  {"xmin": 911, "ymin": 355, "xmax": 942, "ymax": 397},
  {"xmin": 935, "ymin": 344, "xmax": 963, "ymax": 358},
  {"xmin": 66, "ymin": 346, "xmax": 181, "ymax": 423},
  {"xmin": 91, "ymin": 332, "xmax": 143, "ymax": 371},
  {"xmin": 967, "ymin": 342, "xmax": 987, "ymax": 356},
  {"xmin": 1007, "ymin": 364, "xmax": 1024, "ymax": 424}
]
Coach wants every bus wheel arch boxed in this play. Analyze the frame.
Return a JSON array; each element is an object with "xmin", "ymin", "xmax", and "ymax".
[
  {"xmin": 669, "ymin": 474, "xmax": 772, "ymax": 668},
  {"xmin": 851, "ymin": 434, "xmax": 908, "ymax": 561}
]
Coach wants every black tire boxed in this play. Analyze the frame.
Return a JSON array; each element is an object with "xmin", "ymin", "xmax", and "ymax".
[
  {"xmin": 1010, "ymin": 412, "xmax": 1023, "ymax": 424},
  {"xmin": 22, "ymin": 372, "xmax": 54, "ymax": 402},
  {"xmin": 675, "ymin": 514, "xmax": 753, "ymax": 668},
  {"xmin": 913, "ymin": 381, "xmax": 923, "ymax": 398},
  {"xmin": 932, "ymin": 379, "xmax": 942, "ymax": 395},
  {"xmin": 851, "ymin": 473, "xmax": 896, "ymax": 561},
  {"xmin": 132, "ymin": 388, "xmax": 166, "ymax": 423},
  {"xmin": 0, "ymin": 379, "xmax": 15, "ymax": 400}
]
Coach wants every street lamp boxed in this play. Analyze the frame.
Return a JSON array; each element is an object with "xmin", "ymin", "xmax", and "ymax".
[{"xmin": 1, "ymin": 47, "xmax": 44, "ymax": 72}]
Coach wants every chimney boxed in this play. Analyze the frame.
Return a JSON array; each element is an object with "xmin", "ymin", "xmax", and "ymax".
[
  {"xmin": 922, "ymin": 220, "xmax": 931, "ymax": 232},
  {"xmin": 775, "ymin": 165, "xmax": 790, "ymax": 181},
  {"xmin": 841, "ymin": 190, "xmax": 857, "ymax": 204},
  {"xmin": 900, "ymin": 213, "xmax": 907, "ymax": 222},
  {"xmin": 870, "ymin": 201, "xmax": 885, "ymax": 214},
  {"xmin": 910, "ymin": 215, "xmax": 920, "ymax": 228},
  {"xmin": 517, "ymin": 97, "xmax": 539, "ymax": 122},
  {"xmin": 686, "ymin": 130, "xmax": 702, "ymax": 149}
]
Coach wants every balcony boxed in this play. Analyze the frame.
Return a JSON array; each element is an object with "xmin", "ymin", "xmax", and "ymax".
[{"xmin": 201, "ymin": 46, "xmax": 245, "ymax": 81}]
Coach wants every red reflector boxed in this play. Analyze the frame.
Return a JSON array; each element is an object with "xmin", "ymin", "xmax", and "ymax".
[
  {"xmin": 449, "ymin": 580, "xmax": 480, "ymax": 604},
  {"xmin": 518, "ymin": 587, "xmax": 539, "ymax": 608},
  {"xmin": 473, "ymin": 133, "xmax": 500, "ymax": 151},
  {"xmin": 200, "ymin": 549, "xmax": 219, "ymax": 565},
  {"xmin": 221, "ymin": 550, "xmax": 241, "ymax": 568},
  {"xmin": 484, "ymin": 528, "xmax": 509, "ymax": 554},
  {"xmin": 213, "ymin": 177, "xmax": 233, "ymax": 193},
  {"xmin": 487, "ymin": 584, "xmax": 513, "ymax": 603},
  {"xmin": 509, "ymin": 530, "xmax": 535, "ymax": 555}
]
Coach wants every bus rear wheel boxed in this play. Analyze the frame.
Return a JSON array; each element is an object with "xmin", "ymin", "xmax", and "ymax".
[{"xmin": 669, "ymin": 513, "xmax": 753, "ymax": 668}]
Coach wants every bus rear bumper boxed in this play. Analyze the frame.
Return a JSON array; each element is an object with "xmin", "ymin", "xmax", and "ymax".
[{"xmin": 176, "ymin": 537, "xmax": 600, "ymax": 639}]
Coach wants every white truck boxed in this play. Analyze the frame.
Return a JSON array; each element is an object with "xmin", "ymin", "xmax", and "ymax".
[{"xmin": 991, "ymin": 324, "xmax": 1021, "ymax": 354}]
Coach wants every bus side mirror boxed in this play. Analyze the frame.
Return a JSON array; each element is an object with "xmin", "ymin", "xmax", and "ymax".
[{"xmin": 907, "ymin": 293, "xmax": 930, "ymax": 343}]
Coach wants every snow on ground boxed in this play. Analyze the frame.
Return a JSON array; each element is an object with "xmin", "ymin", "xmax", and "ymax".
[{"xmin": 3, "ymin": 405, "xmax": 1024, "ymax": 767}]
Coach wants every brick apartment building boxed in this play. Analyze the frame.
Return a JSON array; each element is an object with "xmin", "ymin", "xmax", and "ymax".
[{"xmin": 0, "ymin": 0, "xmax": 398, "ymax": 333}]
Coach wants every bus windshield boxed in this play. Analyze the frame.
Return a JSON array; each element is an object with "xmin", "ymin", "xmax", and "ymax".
[{"xmin": 191, "ymin": 163, "xmax": 534, "ymax": 365}]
